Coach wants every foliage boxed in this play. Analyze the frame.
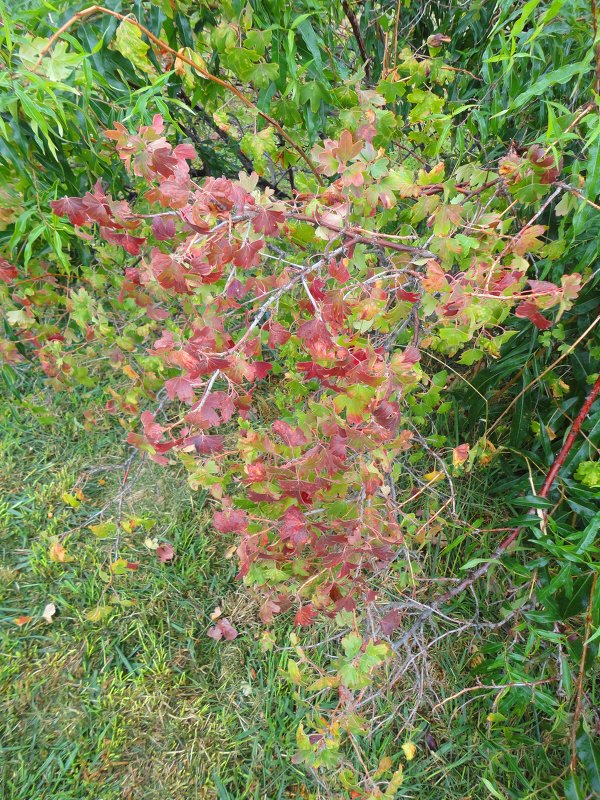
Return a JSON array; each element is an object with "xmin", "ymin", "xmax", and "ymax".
[{"xmin": 1, "ymin": 1, "xmax": 599, "ymax": 797}]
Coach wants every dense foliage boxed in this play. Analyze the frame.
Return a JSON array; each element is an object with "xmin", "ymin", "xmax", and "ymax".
[{"xmin": 1, "ymin": 1, "xmax": 599, "ymax": 798}]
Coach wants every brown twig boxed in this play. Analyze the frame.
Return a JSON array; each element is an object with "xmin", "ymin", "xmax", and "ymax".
[
  {"xmin": 341, "ymin": 0, "xmax": 370, "ymax": 80},
  {"xmin": 287, "ymin": 213, "xmax": 436, "ymax": 257},
  {"xmin": 31, "ymin": 5, "xmax": 323, "ymax": 185}
]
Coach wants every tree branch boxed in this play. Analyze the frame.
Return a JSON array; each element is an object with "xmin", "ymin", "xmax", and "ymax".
[{"xmin": 32, "ymin": 5, "xmax": 323, "ymax": 184}]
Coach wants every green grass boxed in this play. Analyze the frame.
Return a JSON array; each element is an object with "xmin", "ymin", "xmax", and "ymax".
[{"xmin": 0, "ymin": 372, "xmax": 577, "ymax": 799}]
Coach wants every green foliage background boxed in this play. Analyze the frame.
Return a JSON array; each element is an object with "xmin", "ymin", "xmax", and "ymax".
[{"xmin": 0, "ymin": 1, "xmax": 599, "ymax": 798}]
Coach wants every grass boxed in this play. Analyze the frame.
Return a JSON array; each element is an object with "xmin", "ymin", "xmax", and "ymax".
[{"xmin": 0, "ymin": 369, "xmax": 577, "ymax": 799}]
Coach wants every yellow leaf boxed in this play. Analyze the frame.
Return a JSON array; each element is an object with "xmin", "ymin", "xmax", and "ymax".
[
  {"xmin": 373, "ymin": 755, "xmax": 393, "ymax": 778},
  {"xmin": 402, "ymin": 741, "xmax": 416, "ymax": 761},
  {"xmin": 113, "ymin": 20, "xmax": 156, "ymax": 76},
  {"xmin": 49, "ymin": 540, "xmax": 73, "ymax": 562},
  {"xmin": 424, "ymin": 470, "xmax": 445, "ymax": 484},
  {"xmin": 85, "ymin": 605, "xmax": 113, "ymax": 622}
]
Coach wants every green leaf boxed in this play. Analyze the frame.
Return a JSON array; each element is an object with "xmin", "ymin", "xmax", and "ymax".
[
  {"xmin": 299, "ymin": 80, "xmax": 331, "ymax": 113},
  {"xmin": 247, "ymin": 61, "xmax": 279, "ymax": 88},
  {"xmin": 509, "ymin": 61, "xmax": 592, "ymax": 112},
  {"xmin": 575, "ymin": 512, "xmax": 600, "ymax": 555},
  {"xmin": 341, "ymin": 632, "xmax": 362, "ymax": 659},
  {"xmin": 576, "ymin": 729, "xmax": 600, "ymax": 793},
  {"xmin": 296, "ymin": 722, "xmax": 311, "ymax": 751},
  {"xmin": 574, "ymin": 461, "xmax": 600, "ymax": 489},
  {"xmin": 458, "ymin": 348, "xmax": 484, "ymax": 366},
  {"xmin": 584, "ymin": 626, "xmax": 600, "ymax": 646},
  {"xmin": 564, "ymin": 772, "xmax": 586, "ymax": 800},
  {"xmin": 296, "ymin": 19, "xmax": 324, "ymax": 74},
  {"xmin": 338, "ymin": 662, "xmax": 370, "ymax": 689},
  {"xmin": 286, "ymin": 659, "xmax": 302, "ymax": 684},
  {"xmin": 89, "ymin": 521, "xmax": 117, "ymax": 539},
  {"xmin": 333, "ymin": 385, "xmax": 375, "ymax": 422},
  {"xmin": 113, "ymin": 20, "xmax": 156, "ymax": 75},
  {"xmin": 360, "ymin": 641, "xmax": 389, "ymax": 670},
  {"xmin": 46, "ymin": 42, "xmax": 83, "ymax": 81}
]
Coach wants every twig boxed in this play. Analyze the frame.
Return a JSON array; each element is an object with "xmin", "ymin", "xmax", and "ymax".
[
  {"xmin": 31, "ymin": 5, "xmax": 323, "ymax": 184},
  {"xmin": 393, "ymin": 375, "xmax": 600, "ymax": 649},
  {"xmin": 341, "ymin": 0, "xmax": 370, "ymax": 80},
  {"xmin": 558, "ymin": 181, "xmax": 600, "ymax": 213},
  {"xmin": 112, "ymin": 450, "xmax": 138, "ymax": 558},
  {"xmin": 430, "ymin": 678, "xmax": 556, "ymax": 713}
]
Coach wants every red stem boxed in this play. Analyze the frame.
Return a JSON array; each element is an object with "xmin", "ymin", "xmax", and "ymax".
[
  {"xmin": 539, "ymin": 375, "xmax": 600, "ymax": 498},
  {"xmin": 431, "ymin": 375, "xmax": 600, "ymax": 609}
]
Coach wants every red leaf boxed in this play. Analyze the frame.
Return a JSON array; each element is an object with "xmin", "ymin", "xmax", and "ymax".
[
  {"xmin": 14, "ymin": 615, "xmax": 33, "ymax": 627},
  {"xmin": 380, "ymin": 608, "xmax": 402, "ymax": 636},
  {"xmin": 397, "ymin": 288, "xmax": 420, "ymax": 302},
  {"xmin": 151, "ymin": 249, "xmax": 190, "ymax": 294},
  {"xmin": 0, "ymin": 258, "xmax": 18, "ymax": 284},
  {"xmin": 165, "ymin": 376, "xmax": 195, "ymax": 404},
  {"xmin": 280, "ymin": 507, "xmax": 310, "ymax": 547},
  {"xmin": 272, "ymin": 419, "xmax": 307, "ymax": 447},
  {"xmin": 259, "ymin": 597, "xmax": 281, "ymax": 624},
  {"xmin": 147, "ymin": 305, "xmax": 170, "ymax": 321},
  {"xmin": 207, "ymin": 618, "xmax": 238, "ymax": 641},
  {"xmin": 213, "ymin": 508, "xmax": 248, "ymax": 534},
  {"xmin": 268, "ymin": 322, "xmax": 291, "ymax": 348},
  {"xmin": 102, "ymin": 230, "xmax": 146, "ymax": 255},
  {"xmin": 185, "ymin": 392, "xmax": 236, "ymax": 428},
  {"xmin": 372, "ymin": 400, "xmax": 400, "ymax": 432},
  {"xmin": 252, "ymin": 361, "xmax": 273, "ymax": 381},
  {"xmin": 296, "ymin": 319, "xmax": 336, "ymax": 360},
  {"xmin": 233, "ymin": 239, "xmax": 264, "ymax": 270},
  {"xmin": 51, "ymin": 196, "xmax": 88, "ymax": 226},
  {"xmin": 173, "ymin": 143, "xmax": 197, "ymax": 161},
  {"xmin": 252, "ymin": 207, "xmax": 285, "ymax": 235},
  {"xmin": 156, "ymin": 543, "xmax": 175, "ymax": 562},
  {"xmin": 184, "ymin": 434, "xmax": 225, "ymax": 454},
  {"xmin": 294, "ymin": 604, "xmax": 317, "ymax": 627},
  {"xmin": 515, "ymin": 301, "xmax": 552, "ymax": 330},
  {"xmin": 141, "ymin": 410, "xmax": 165, "ymax": 442},
  {"xmin": 452, "ymin": 443, "xmax": 470, "ymax": 467},
  {"xmin": 152, "ymin": 216, "xmax": 177, "ymax": 240},
  {"xmin": 328, "ymin": 257, "xmax": 350, "ymax": 283}
]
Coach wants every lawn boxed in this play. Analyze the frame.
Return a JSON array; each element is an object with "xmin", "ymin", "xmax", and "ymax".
[{"xmin": 0, "ymin": 369, "xmax": 576, "ymax": 799}]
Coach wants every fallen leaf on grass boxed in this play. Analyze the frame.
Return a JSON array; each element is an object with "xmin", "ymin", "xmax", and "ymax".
[
  {"xmin": 156, "ymin": 543, "xmax": 174, "ymax": 562},
  {"xmin": 207, "ymin": 618, "xmax": 238, "ymax": 641},
  {"xmin": 402, "ymin": 741, "xmax": 417, "ymax": 761},
  {"xmin": 85, "ymin": 605, "xmax": 113, "ymax": 622},
  {"xmin": 14, "ymin": 616, "xmax": 32, "ymax": 627},
  {"xmin": 49, "ymin": 540, "xmax": 74, "ymax": 562}
]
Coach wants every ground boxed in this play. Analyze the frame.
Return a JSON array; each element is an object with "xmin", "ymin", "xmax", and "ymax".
[{"xmin": 0, "ymin": 371, "xmax": 571, "ymax": 799}]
